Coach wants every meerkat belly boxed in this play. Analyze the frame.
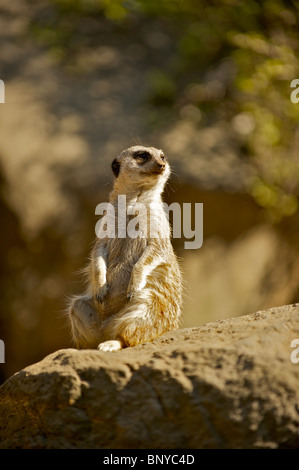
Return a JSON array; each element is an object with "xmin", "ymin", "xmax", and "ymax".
[{"xmin": 105, "ymin": 236, "xmax": 147, "ymax": 307}]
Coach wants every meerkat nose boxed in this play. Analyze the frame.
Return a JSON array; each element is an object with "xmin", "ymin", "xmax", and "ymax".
[{"xmin": 158, "ymin": 163, "xmax": 165, "ymax": 169}]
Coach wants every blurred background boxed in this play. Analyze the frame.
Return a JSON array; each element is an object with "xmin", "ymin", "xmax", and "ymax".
[{"xmin": 0, "ymin": 0, "xmax": 299, "ymax": 384}]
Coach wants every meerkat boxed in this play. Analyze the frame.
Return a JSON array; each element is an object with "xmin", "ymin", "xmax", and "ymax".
[{"xmin": 67, "ymin": 146, "xmax": 182, "ymax": 352}]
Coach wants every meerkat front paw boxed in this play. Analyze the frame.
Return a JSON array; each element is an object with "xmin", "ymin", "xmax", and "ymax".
[
  {"xmin": 127, "ymin": 282, "xmax": 143, "ymax": 302},
  {"xmin": 96, "ymin": 283, "xmax": 109, "ymax": 304},
  {"xmin": 97, "ymin": 340, "xmax": 122, "ymax": 352},
  {"xmin": 127, "ymin": 286, "xmax": 140, "ymax": 302},
  {"xmin": 127, "ymin": 291, "xmax": 133, "ymax": 301}
]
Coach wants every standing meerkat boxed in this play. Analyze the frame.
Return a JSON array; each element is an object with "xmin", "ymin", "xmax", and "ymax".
[{"xmin": 67, "ymin": 146, "xmax": 182, "ymax": 352}]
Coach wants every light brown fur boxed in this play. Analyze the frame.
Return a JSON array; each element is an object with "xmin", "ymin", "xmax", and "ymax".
[{"xmin": 67, "ymin": 146, "xmax": 182, "ymax": 351}]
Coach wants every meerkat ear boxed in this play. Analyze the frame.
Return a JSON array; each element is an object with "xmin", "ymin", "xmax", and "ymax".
[{"xmin": 111, "ymin": 158, "xmax": 120, "ymax": 178}]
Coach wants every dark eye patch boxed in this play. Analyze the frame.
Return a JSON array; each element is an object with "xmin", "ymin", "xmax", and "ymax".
[{"xmin": 133, "ymin": 151, "xmax": 150, "ymax": 161}]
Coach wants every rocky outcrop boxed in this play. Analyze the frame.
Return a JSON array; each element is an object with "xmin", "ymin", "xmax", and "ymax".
[{"xmin": 0, "ymin": 304, "xmax": 299, "ymax": 449}]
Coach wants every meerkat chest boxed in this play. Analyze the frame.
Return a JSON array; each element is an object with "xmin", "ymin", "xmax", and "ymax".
[
  {"xmin": 108, "ymin": 198, "xmax": 169, "ymax": 239},
  {"xmin": 126, "ymin": 199, "xmax": 170, "ymax": 239},
  {"xmin": 105, "ymin": 197, "xmax": 169, "ymax": 271},
  {"xmin": 107, "ymin": 234, "xmax": 147, "ymax": 267}
]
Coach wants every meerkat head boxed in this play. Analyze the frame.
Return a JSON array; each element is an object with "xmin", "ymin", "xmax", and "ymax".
[{"xmin": 111, "ymin": 146, "xmax": 170, "ymax": 190}]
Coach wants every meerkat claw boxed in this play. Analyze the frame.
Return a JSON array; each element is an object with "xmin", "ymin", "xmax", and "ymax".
[
  {"xmin": 96, "ymin": 285, "xmax": 109, "ymax": 304},
  {"xmin": 96, "ymin": 293, "xmax": 103, "ymax": 304}
]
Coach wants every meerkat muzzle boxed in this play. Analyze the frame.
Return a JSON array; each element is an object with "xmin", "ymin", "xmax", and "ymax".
[{"xmin": 151, "ymin": 162, "xmax": 166, "ymax": 174}]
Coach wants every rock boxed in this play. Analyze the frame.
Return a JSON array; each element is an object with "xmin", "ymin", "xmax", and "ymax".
[{"xmin": 0, "ymin": 304, "xmax": 299, "ymax": 449}]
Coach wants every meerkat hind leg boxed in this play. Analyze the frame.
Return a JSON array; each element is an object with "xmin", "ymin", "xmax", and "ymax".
[{"xmin": 97, "ymin": 339, "xmax": 122, "ymax": 352}]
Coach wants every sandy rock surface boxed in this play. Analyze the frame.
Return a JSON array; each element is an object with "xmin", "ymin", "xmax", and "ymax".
[{"xmin": 0, "ymin": 304, "xmax": 299, "ymax": 448}]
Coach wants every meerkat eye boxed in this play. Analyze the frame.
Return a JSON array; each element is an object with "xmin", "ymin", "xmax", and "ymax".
[
  {"xmin": 160, "ymin": 155, "xmax": 165, "ymax": 161},
  {"xmin": 134, "ymin": 151, "xmax": 150, "ymax": 162}
]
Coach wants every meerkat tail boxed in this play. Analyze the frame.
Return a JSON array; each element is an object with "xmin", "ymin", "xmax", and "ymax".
[{"xmin": 68, "ymin": 294, "xmax": 104, "ymax": 348}]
